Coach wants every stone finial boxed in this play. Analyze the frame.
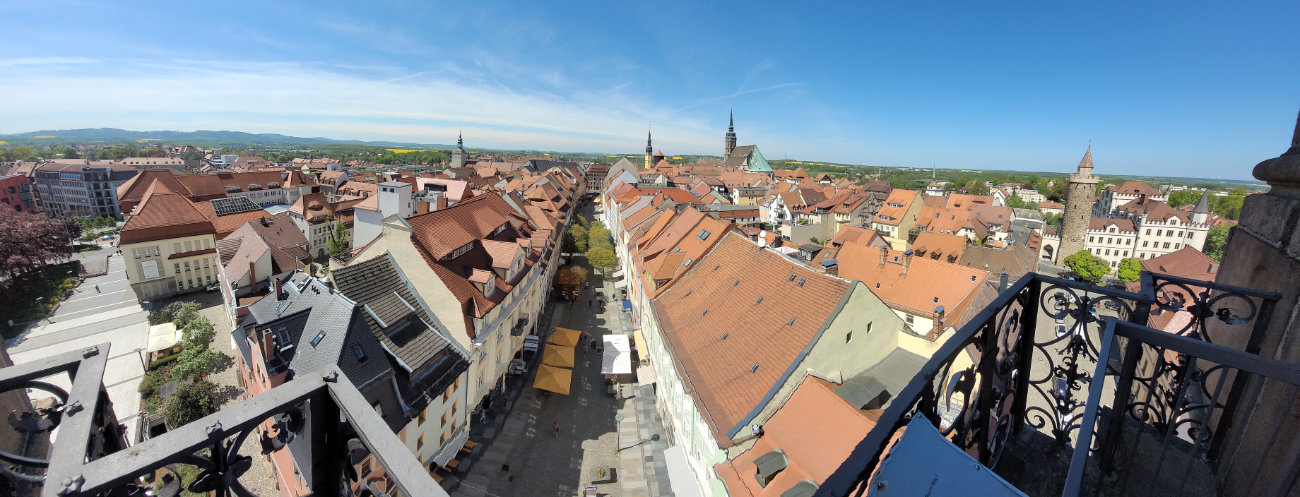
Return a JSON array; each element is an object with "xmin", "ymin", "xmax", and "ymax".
[{"xmin": 1252, "ymin": 109, "xmax": 1300, "ymax": 193}]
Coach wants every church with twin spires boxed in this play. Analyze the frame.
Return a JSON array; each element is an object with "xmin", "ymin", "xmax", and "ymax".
[{"xmin": 639, "ymin": 111, "xmax": 774, "ymax": 175}]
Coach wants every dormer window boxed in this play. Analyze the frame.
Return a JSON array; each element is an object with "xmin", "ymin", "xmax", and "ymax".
[
  {"xmin": 492, "ymin": 223, "xmax": 507, "ymax": 236},
  {"xmin": 449, "ymin": 242, "xmax": 474, "ymax": 260}
]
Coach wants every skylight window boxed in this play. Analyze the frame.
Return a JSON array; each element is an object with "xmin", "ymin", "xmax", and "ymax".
[
  {"xmin": 797, "ymin": 278, "xmax": 806, "ymax": 287},
  {"xmin": 310, "ymin": 330, "xmax": 326, "ymax": 347},
  {"xmin": 788, "ymin": 274, "xmax": 797, "ymax": 282},
  {"xmin": 756, "ymin": 296, "xmax": 764, "ymax": 304},
  {"xmin": 352, "ymin": 344, "xmax": 367, "ymax": 362},
  {"xmin": 697, "ymin": 229, "xmax": 711, "ymax": 240}
]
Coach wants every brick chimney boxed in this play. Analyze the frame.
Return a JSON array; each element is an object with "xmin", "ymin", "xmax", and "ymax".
[
  {"xmin": 902, "ymin": 249, "xmax": 913, "ymax": 275},
  {"xmin": 879, "ymin": 246, "xmax": 888, "ymax": 268},
  {"xmin": 273, "ymin": 278, "xmax": 283, "ymax": 301},
  {"xmin": 928, "ymin": 306, "xmax": 946, "ymax": 340},
  {"xmin": 261, "ymin": 329, "xmax": 276, "ymax": 360},
  {"xmin": 436, "ymin": 195, "xmax": 449, "ymax": 211}
]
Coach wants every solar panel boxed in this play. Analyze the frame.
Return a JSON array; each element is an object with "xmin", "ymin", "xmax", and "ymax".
[{"xmin": 210, "ymin": 196, "xmax": 262, "ymax": 216}]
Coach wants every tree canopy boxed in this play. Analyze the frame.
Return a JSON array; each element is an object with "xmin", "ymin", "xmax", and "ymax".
[
  {"xmin": 1064, "ymin": 250, "xmax": 1111, "ymax": 283},
  {"xmin": 1117, "ymin": 258, "xmax": 1143, "ymax": 283},
  {"xmin": 0, "ymin": 208, "xmax": 72, "ymax": 281},
  {"xmin": 1204, "ymin": 224, "xmax": 1230, "ymax": 261},
  {"xmin": 162, "ymin": 381, "xmax": 215, "ymax": 428},
  {"xmin": 586, "ymin": 246, "xmax": 617, "ymax": 274}
]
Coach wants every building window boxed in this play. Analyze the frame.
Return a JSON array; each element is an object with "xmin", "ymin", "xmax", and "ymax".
[
  {"xmin": 845, "ymin": 331, "xmax": 853, "ymax": 343},
  {"xmin": 418, "ymin": 409, "xmax": 427, "ymax": 425},
  {"xmin": 416, "ymin": 434, "xmax": 425, "ymax": 451},
  {"xmin": 174, "ymin": 263, "xmax": 181, "ymax": 273},
  {"xmin": 905, "ymin": 314, "xmax": 914, "ymax": 325}
]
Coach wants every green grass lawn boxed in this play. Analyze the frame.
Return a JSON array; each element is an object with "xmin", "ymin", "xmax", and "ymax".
[{"xmin": 0, "ymin": 261, "xmax": 81, "ymax": 339}]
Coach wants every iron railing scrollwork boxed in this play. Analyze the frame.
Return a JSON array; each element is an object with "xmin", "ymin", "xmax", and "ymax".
[
  {"xmin": 819, "ymin": 270, "xmax": 1281, "ymax": 497},
  {"xmin": 0, "ymin": 343, "xmax": 446, "ymax": 497}
]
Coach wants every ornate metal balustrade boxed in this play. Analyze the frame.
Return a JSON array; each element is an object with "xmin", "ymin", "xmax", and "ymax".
[
  {"xmin": 819, "ymin": 270, "xmax": 1282, "ymax": 497},
  {"xmin": 0, "ymin": 343, "xmax": 446, "ymax": 497}
]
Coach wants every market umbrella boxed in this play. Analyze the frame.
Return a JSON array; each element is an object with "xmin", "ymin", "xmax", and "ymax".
[
  {"xmin": 532, "ymin": 364, "xmax": 573, "ymax": 395},
  {"xmin": 548, "ymin": 327, "xmax": 582, "ymax": 347},
  {"xmin": 542, "ymin": 345, "xmax": 575, "ymax": 368}
]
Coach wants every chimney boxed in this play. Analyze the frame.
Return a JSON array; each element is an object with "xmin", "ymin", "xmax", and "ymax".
[
  {"xmin": 261, "ymin": 329, "xmax": 276, "ymax": 359},
  {"xmin": 273, "ymin": 278, "xmax": 283, "ymax": 301},
  {"xmin": 999, "ymin": 271, "xmax": 1009, "ymax": 292},
  {"xmin": 248, "ymin": 261, "xmax": 257, "ymax": 291},
  {"xmin": 436, "ymin": 195, "xmax": 449, "ymax": 211},
  {"xmin": 879, "ymin": 246, "xmax": 888, "ymax": 268},
  {"xmin": 902, "ymin": 249, "xmax": 914, "ymax": 275},
  {"xmin": 929, "ymin": 306, "xmax": 946, "ymax": 340},
  {"xmin": 822, "ymin": 259, "xmax": 839, "ymax": 277},
  {"xmin": 260, "ymin": 216, "xmax": 270, "ymax": 227}
]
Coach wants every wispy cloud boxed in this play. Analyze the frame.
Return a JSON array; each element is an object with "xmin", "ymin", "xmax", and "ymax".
[
  {"xmin": 0, "ymin": 57, "xmax": 98, "ymax": 68},
  {"xmin": 0, "ymin": 58, "xmax": 723, "ymax": 154}
]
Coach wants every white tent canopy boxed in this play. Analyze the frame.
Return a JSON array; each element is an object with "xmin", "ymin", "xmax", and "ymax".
[
  {"xmin": 146, "ymin": 323, "xmax": 180, "ymax": 355},
  {"xmin": 601, "ymin": 334, "xmax": 632, "ymax": 375}
]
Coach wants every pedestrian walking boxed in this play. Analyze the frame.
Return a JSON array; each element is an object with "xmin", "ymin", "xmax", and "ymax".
[
  {"xmin": 95, "ymin": 285, "xmax": 100, "ymax": 293},
  {"xmin": 588, "ymin": 299, "xmax": 592, "ymax": 308},
  {"xmin": 553, "ymin": 421, "xmax": 560, "ymax": 438}
]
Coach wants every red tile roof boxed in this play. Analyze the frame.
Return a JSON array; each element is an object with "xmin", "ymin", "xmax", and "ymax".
[
  {"xmin": 836, "ymin": 244, "xmax": 987, "ymax": 323},
  {"xmin": 119, "ymin": 182, "xmax": 215, "ymax": 245},
  {"xmin": 874, "ymin": 189, "xmax": 919, "ymax": 227},
  {"xmin": 716, "ymin": 377, "xmax": 877, "ymax": 497},
  {"xmin": 652, "ymin": 232, "xmax": 852, "ymax": 445}
]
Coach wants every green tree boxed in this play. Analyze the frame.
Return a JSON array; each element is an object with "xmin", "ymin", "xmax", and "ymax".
[
  {"xmin": 964, "ymin": 180, "xmax": 990, "ymax": 196},
  {"xmin": 169, "ymin": 346, "xmax": 220, "ymax": 381},
  {"xmin": 586, "ymin": 245, "xmax": 618, "ymax": 274},
  {"xmin": 1063, "ymin": 250, "xmax": 1111, "ymax": 283},
  {"xmin": 172, "ymin": 301, "xmax": 202, "ymax": 330},
  {"xmin": 325, "ymin": 214, "xmax": 350, "ymax": 256},
  {"xmin": 182, "ymin": 316, "xmax": 215, "ymax": 348},
  {"xmin": 563, "ymin": 224, "xmax": 588, "ymax": 254},
  {"xmin": 573, "ymin": 215, "xmax": 589, "ymax": 229},
  {"xmin": 1167, "ymin": 190, "xmax": 1201, "ymax": 208},
  {"xmin": 1043, "ymin": 212, "xmax": 1062, "ymax": 233},
  {"xmin": 1117, "ymin": 257, "xmax": 1143, "ymax": 283},
  {"xmin": 162, "ymin": 381, "xmax": 215, "ymax": 428},
  {"xmin": 1211, "ymin": 194, "xmax": 1244, "ymax": 220},
  {"xmin": 1203, "ymin": 224, "xmax": 1230, "ymax": 261}
]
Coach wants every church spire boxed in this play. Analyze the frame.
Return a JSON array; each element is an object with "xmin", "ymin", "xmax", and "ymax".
[
  {"xmin": 1077, "ymin": 146, "xmax": 1094, "ymax": 176},
  {"xmin": 724, "ymin": 109, "xmax": 738, "ymax": 160},
  {"xmin": 645, "ymin": 126, "xmax": 654, "ymax": 170}
]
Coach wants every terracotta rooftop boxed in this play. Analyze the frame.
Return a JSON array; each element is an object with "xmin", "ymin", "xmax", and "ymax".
[
  {"xmin": 716, "ymin": 377, "xmax": 877, "ymax": 497},
  {"xmin": 874, "ymin": 189, "xmax": 919, "ymax": 227},
  {"xmin": 119, "ymin": 182, "xmax": 215, "ymax": 245},
  {"xmin": 652, "ymin": 232, "xmax": 852, "ymax": 445},
  {"xmin": 1115, "ymin": 181, "xmax": 1161, "ymax": 197},
  {"xmin": 836, "ymin": 244, "xmax": 988, "ymax": 322},
  {"xmin": 1089, "ymin": 217, "xmax": 1137, "ymax": 232},
  {"xmin": 912, "ymin": 231, "xmax": 969, "ymax": 262}
]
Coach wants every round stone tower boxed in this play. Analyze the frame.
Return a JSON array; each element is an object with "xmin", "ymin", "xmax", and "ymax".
[{"xmin": 1059, "ymin": 147, "xmax": 1099, "ymax": 263}]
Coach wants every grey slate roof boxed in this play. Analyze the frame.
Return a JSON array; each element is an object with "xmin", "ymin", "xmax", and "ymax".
[
  {"xmin": 331, "ymin": 253, "xmax": 467, "ymax": 408},
  {"xmin": 834, "ymin": 348, "xmax": 927, "ymax": 410},
  {"xmin": 243, "ymin": 276, "xmax": 391, "ymax": 391},
  {"xmin": 721, "ymin": 145, "xmax": 756, "ymax": 168}
]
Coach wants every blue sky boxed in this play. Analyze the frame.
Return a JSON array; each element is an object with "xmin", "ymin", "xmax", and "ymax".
[{"xmin": 1, "ymin": 1, "xmax": 1296, "ymax": 179}]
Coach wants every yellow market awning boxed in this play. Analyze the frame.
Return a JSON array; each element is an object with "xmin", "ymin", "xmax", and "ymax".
[
  {"xmin": 542, "ymin": 345, "xmax": 575, "ymax": 368},
  {"xmin": 533, "ymin": 364, "xmax": 573, "ymax": 395},
  {"xmin": 548, "ymin": 327, "xmax": 582, "ymax": 347},
  {"xmin": 632, "ymin": 329, "xmax": 648, "ymax": 361}
]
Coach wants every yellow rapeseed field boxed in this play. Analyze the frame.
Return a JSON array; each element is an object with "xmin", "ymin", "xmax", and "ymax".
[{"xmin": 386, "ymin": 149, "xmax": 423, "ymax": 154}]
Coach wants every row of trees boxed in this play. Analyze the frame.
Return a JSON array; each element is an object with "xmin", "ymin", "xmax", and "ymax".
[
  {"xmin": 1167, "ymin": 189, "xmax": 1247, "ymax": 220},
  {"xmin": 561, "ymin": 215, "xmax": 618, "ymax": 274},
  {"xmin": 140, "ymin": 302, "xmax": 220, "ymax": 428}
]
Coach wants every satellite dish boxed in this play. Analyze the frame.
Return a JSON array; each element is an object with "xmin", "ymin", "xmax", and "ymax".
[{"xmin": 751, "ymin": 424, "xmax": 762, "ymax": 435}]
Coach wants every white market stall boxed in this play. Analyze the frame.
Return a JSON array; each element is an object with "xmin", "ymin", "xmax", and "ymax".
[{"xmin": 601, "ymin": 334, "xmax": 632, "ymax": 376}]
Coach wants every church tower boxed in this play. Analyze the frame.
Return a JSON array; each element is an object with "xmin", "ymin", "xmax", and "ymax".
[
  {"xmin": 724, "ymin": 109, "xmax": 737, "ymax": 160},
  {"xmin": 450, "ymin": 130, "xmax": 467, "ymax": 168},
  {"xmin": 645, "ymin": 127, "xmax": 653, "ymax": 170},
  {"xmin": 1059, "ymin": 147, "xmax": 1099, "ymax": 262}
]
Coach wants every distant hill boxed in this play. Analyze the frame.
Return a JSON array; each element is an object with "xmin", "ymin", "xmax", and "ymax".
[{"xmin": 0, "ymin": 128, "xmax": 444, "ymax": 148}]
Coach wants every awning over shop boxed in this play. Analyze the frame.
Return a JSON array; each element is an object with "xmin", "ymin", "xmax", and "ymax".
[
  {"xmin": 542, "ymin": 345, "xmax": 575, "ymax": 368},
  {"xmin": 549, "ymin": 327, "xmax": 582, "ymax": 347},
  {"xmin": 533, "ymin": 364, "xmax": 573, "ymax": 395},
  {"xmin": 632, "ymin": 329, "xmax": 649, "ymax": 360},
  {"xmin": 611, "ymin": 270, "xmax": 624, "ymax": 279},
  {"xmin": 601, "ymin": 334, "xmax": 632, "ymax": 375}
]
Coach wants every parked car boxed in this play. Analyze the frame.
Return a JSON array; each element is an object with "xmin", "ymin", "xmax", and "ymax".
[
  {"xmin": 523, "ymin": 336, "xmax": 540, "ymax": 354},
  {"xmin": 508, "ymin": 359, "xmax": 527, "ymax": 375},
  {"xmin": 205, "ymin": 284, "xmax": 220, "ymax": 293}
]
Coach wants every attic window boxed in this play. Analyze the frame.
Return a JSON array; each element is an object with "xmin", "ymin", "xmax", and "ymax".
[
  {"xmin": 274, "ymin": 328, "xmax": 293, "ymax": 351},
  {"xmin": 713, "ymin": 264, "xmax": 720, "ymax": 270},
  {"xmin": 701, "ymin": 310, "xmax": 708, "ymax": 316},
  {"xmin": 697, "ymin": 229, "xmax": 711, "ymax": 240},
  {"xmin": 933, "ymin": 297, "xmax": 940, "ymax": 303},
  {"xmin": 352, "ymin": 344, "xmax": 367, "ymax": 362},
  {"xmin": 788, "ymin": 274, "xmax": 797, "ymax": 282},
  {"xmin": 733, "ymin": 280, "xmax": 740, "ymax": 286},
  {"xmin": 685, "ymin": 290, "xmax": 692, "ymax": 297},
  {"xmin": 310, "ymin": 331, "xmax": 326, "ymax": 347},
  {"xmin": 756, "ymin": 296, "xmax": 763, "ymax": 304},
  {"xmin": 971, "ymin": 275, "xmax": 977, "ymax": 282},
  {"xmin": 673, "ymin": 247, "xmax": 681, "ymax": 253},
  {"xmin": 751, "ymin": 363, "xmax": 760, "ymax": 373},
  {"xmin": 797, "ymin": 278, "xmax": 806, "ymax": 287},
  {"xmin": 788, "ymin": 317, "xmax": 796, "ymax": 326},
  {"xmin": 721, "ymin": 332, "xmax": 729, "ymax": 340},
  {"xmin": 876, "ymin": 283, "xmax": 881, "ymax": 289}
]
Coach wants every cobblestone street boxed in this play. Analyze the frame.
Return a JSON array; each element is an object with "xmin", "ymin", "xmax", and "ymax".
[{"xmin": 451, "ymin": 205, "xmax": 673, "ymax": 497}]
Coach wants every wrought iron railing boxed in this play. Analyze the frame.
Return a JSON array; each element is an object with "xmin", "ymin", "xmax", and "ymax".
[
  {"xmin": 819, "ymin": 270, "xmax": 1283, "ymax": 497},
  {"xmin": 0, "ymin": 343, "xmax": 446, "ymax": 497}
]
